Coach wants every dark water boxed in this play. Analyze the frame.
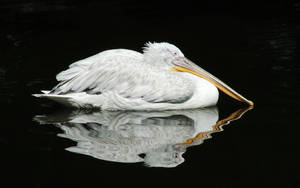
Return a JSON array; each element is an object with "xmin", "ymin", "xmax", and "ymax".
[{"xmin": 1, "ymin": 1, "xmax": 299, "ymax": 187}]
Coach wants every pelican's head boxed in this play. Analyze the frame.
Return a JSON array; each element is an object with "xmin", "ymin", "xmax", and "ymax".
[
  {"xmin": 143, "ymin": 42, "xmax": 254, "ymax": 106},
  {"xmin": 143, "ymin": 42, "xmax": 185, "ymax": 67}
]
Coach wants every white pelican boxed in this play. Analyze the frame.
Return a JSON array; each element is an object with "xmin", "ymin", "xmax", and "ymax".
[{"xmin": 33, "ymin": 42, "xmax": 253, "ymax": 110}]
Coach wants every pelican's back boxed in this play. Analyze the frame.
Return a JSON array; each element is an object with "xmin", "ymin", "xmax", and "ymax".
[{"xmin": 33, "ymin": 49, "xmax": 194, "ymax": 110}]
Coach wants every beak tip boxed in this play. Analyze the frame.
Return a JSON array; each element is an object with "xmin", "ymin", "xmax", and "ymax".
[{"xmin": 248, "ymin": 100, "xmax": 254, "ymax": 106}]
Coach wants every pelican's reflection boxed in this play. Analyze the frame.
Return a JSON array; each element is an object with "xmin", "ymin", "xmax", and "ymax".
[{"xmin": 34, "ymin": 107, "xmax": 251, "ymax": 168}]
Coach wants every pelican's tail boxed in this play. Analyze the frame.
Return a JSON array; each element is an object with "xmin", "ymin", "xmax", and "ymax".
[
  {"xmin": 33, "ymin": 90, "xmax": 75, "ymax": 107},
  {"xmin": 33, "ymin": 90, "xmax": 103, "ymax": 109}
]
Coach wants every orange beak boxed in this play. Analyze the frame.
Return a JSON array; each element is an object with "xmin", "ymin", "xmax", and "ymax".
[{"xmin": 171, "ymin": 58, "xmax": 254, "ymax": 106}]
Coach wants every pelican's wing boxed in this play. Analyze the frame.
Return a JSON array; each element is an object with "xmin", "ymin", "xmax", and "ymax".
[{"xmin": 51, "ymin": 49, "xmax": 193, "ymax": 103}]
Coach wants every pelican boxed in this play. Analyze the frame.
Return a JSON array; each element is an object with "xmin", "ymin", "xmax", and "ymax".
[{"xmin": 33, "ymin": 42, "xmax": 253, "ymax": 110}]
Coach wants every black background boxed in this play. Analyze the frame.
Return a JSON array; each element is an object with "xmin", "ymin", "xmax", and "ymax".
[{"xmin": 0, "ymin": 0, "xmax": 299, "ymax": 188}]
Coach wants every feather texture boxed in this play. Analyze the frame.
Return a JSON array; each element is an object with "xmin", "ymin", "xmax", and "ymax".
[
  {"xmin": 51, "ymin": 49, "xmax": 194, "ymax": 104},
  {"xmin": 34, "ymin": 42, "xmax": 220, "ymax": 110}
]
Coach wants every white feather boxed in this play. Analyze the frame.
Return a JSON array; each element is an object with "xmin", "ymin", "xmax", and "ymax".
[{"xmin": 33, "ymin": 43, "xmax": 219, "ymax": 110}]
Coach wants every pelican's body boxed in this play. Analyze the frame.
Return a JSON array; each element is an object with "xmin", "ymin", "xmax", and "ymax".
[{"xmin": 34, "ymin": 42, "xmax": 252, "ymax": 110}]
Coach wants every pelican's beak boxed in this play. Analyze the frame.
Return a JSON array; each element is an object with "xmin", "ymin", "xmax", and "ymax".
[{"xmin": 171, "ymin": 57, "xmax": 254, "ymax": 106}]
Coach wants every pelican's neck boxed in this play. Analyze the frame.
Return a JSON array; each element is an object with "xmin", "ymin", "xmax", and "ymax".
[
  {"xmin": 182, "ymin": 73, "xmax": 219, "ymax": 107},
  {"xmin": 143, "ymin": 53, "xmax": 173, "ymax": 70}
]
